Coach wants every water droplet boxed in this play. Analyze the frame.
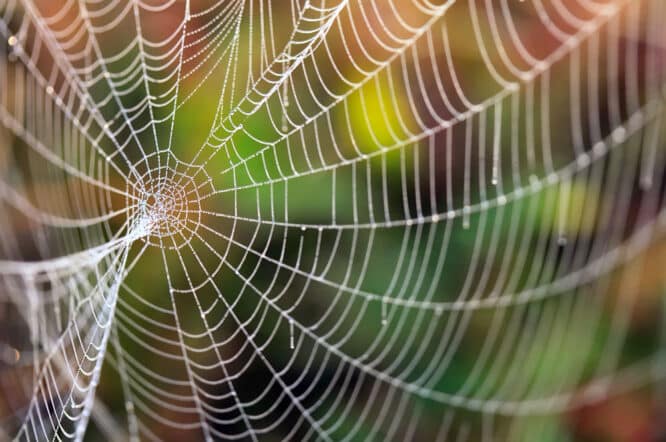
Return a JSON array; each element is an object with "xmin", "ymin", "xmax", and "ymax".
[
  {"xmin": 558, "ymin": 182, "xmax": 570, "ymax": 248},
  {"xmin": 576, "ymin": 154, "xmax": 590, "ymax": 168},
  {"xmin": 282, "ymin": 80, "xmax": 289, "ymax": 107},
  {"xmin": 289, "ymin": 319, "xmax": 294, "ymax": 349},
  {"xmin": 462, "ymin": 206, "xmax": 471, "ymax": 229},
  {"xmin": 612, "ymin": 126, "xmax": 626, "ymax": 143},
  {"xmin": 492, "ymin": 101, "xmax": 502, "ymax": 186}
]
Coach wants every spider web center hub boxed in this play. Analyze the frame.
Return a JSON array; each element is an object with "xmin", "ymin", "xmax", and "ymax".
[{"xmin": 127, "ymin": 162, "xmax": 210, "ymax": 250}]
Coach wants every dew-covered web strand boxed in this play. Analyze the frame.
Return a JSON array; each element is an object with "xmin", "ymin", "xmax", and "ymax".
[
  {"xmin": 201, "ymin": 1, "xmax": 622, "ymax": 198},
  {"xmin": 0, "ymin": 0, "xmax": 665, "ymax": 440},
  {"xmin": 6, "ymin": 2, "xmax": 145, "ymax": 187}
]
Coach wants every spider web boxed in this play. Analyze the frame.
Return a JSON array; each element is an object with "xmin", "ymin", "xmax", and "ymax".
[{"xmin": 0, "ymin": 0, "xmax": 665, "ymax": 440}]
